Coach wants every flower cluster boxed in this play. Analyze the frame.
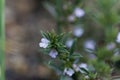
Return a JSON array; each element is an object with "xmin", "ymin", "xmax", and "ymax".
[
  {"xmin": 39, "ymin": 32, "xmax": 92, "ymax": 79},
  {"xmin": 39, "ymin": 37, "xmax": 58, "ymax": 58},
  {"xmin": 39, "ymin": 29, "xmax": 120, "ymax": 79},
  {"xmin": 62, "ymin": 63, "xmax": 89, "ymax": 77},
  {"xmin": 39, "ymin": 33, "xmax": 59, "ymax": 58},
  {"xmin": 39, "ymin": 0, "xmax": 120, "ymax": 80},
  {"xmin": 64, "ymin": 68, "xmax": 74, "ymax": 76}
]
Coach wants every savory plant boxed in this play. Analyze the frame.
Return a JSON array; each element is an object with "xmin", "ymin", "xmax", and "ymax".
[{"xmin": 39, "ymin": 0, "xmax": 120, "ymax": 80}]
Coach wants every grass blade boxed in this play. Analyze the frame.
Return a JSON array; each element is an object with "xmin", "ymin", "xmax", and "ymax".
[{"xmin": 0, "ymin": 0, "xmax": 5, "ymax": 80}]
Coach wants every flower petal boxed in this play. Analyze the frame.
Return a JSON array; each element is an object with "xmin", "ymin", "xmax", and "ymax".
[
  {"xmin": 49, "ymin": 49, "xmax": 58, "ymax": 58},
  {"xmin": 116, "ymin": 32, "xmax": 120, "ymax": 43},
  {"xmin": 66, "ymin": 39, "xmax": 74, "ymax": 48},
  {"xmin": 84, "ymin": 40, "xmax": 95, "ymax": 50},
  {"xmin": 39, "ymin": 38, "xmax": 50, "ymax": 48},
  {"xmin": 64, "ymin": 68, "xmax": 74, "ymax": 76},
  {"xmin": 39, "ymin": 43, "xmax": 48, "ymax": 48},
  {"xmin": 74, "ymin": 8, "xmax": 85, "ymax": 18},
  {"xmin": 73, "ymin": 27, "xmax": 84, "ymax": 37},
  {"xmin": 41, "ymin": 38, "xmax": 50, "ymax": 43}
]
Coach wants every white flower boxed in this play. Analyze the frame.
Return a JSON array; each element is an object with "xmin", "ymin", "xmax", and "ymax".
[
  {"xmin": 64, "ymin": 68, "xmax": 75, "ymax": 76},
  {"xmin": 84, "ymin": 40, "xmax": 95, "ymax": 50},
  {"xmin": 49, "ymin": 49, "xmax": 58, "ymax": 58},
  {"xmin": 116, "ymin": 32, "xmax": 120, "ymax": 43},
  {"xmin": 106, "ymin": 42, "xmax": 116, "ymax": 50},
  {"xmin": 72, "ymin": 64, "xmax": 80, "ymax": 72},
  {"xmin": 85, "ymin": 75, "xmax": 89, "ymax": 79},
  {"xmin": 67, "ymin": 15, "xmax": 75, "ymax": 22},
  {"xmin": 79, "ymin": 63, "xmax": 88, "ymax": 69},
  {"xmin": 73, "ymin": 63, "xmax": 88, "ymax": 73},
  {"xmin": 66, "ymin": 39, "xmax": 74, "ymax": 48},
  {"xmin": 79, "ymin": 63, "xmax": 88, "ymax": 73},
  {"xmin": 73, "ymin": 27, "xmax": 84, "ymax": 37},
  {"xmin": 39, "ymin": 38, "xmax": 50, "ymax": 48},
  {"xmin": 73, "ymin": 7, "xmax": 85, "ymax": 18}
]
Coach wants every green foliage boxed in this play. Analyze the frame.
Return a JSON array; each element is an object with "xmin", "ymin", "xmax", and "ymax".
[
  {"xmin": 91, "ymin": 60, "xmax": 111, "ymax": 77},
  {"xmin": 40, "ymin": 0, "xmax": 120, "ymax": 80},
  {"xmin": 96, "ymin": 47, "xmax": 113, "ymax": 60}
]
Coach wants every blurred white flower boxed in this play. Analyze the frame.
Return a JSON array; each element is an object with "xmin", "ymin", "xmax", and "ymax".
[
  {"xmin": 49, "ymin": 49, "xmax": 58, "ymax": 58},
  {"xmin": 73, "ymin": 27, "xmax": 84, "ymax": 37},
  {"xmin": 106, "ymin": 42, "xmax": 116, "ymax": 50},
  {"xmin": 73, "ymin": 63, "xmax": 88, "ymax": 74},
  {"xmin": 73, "ymin": 7, "xmax": 85, "ymax": 18},
  {"xmin": 39, "ymin": 38, "xmax": 50, "ymax": 48},
  {"xmin": 72, "ymin": 64, "xmax": 80, "ymax": 72},
  {"xmin": 114, "ymin": 51, "xmax": 119, "ymax": 56},
  {"xmin": 85, "ymin": 75, "xmax": 89, "ymax": 79},
  {"xmin": 66, "ymin": 39, "xmax": 74, "ymax": 48},
  {"xmin": 67, "ymin": 15, "xmax": 75, "ymax": 22},
  {"xmin": 84, "ymin": 40, "xmax": 95, "ymax": 50},
  {"xmin": 64, "ymin": 68, "xmax": 75, "ymax": 76},
  {"xmin": 79, "ymin": 63, "xmax": 88, "ymax": 73},
  {"xmin": 114, "ymin": 49, "xmax": 120, "ymax": 56},
  {"xmin": 116, "ymin": 32, "xmax": 120, "ymax": 43},
  {"xmin": 79, "ymin": 63, "xmax": 88, "ymax": 69}
]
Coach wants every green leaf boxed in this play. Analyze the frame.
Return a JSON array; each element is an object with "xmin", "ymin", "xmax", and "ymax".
[
  {"xmin": 60, "ymin": 75, "xmax": 68, "ymax": 80},
  {"xmin": 60, "ymin": 32, "xmax": 72, "ymax": 44},
  {"xmin": 70, "ymin": 39, "xmax": 77, "ymax": 55},
  {"xmin": 57, "ymin": 33, "xmax": 64, "ymax": 42},
  {"xmin": 41, "ymin": 31, "xmax": 50, "ymax": 39},
  {"xmin": 85, "ymin": 48, "xmax": 96, "ymax": 53},
  {"xmin": 71, "ymin": 53, "xmax": 82, "ymax": 59},
  {"xmin": 80, "ymin": 67, "xmax": 89, "ymax": 74},
  {"xmin": 39, "ymin": 48, "xmax": 50, "ymax": 54}
]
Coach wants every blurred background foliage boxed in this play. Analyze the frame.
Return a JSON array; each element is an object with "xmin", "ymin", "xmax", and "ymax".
[{"xmin": 5, "ymin": 0, "xmax": 120, "ymax": 80}]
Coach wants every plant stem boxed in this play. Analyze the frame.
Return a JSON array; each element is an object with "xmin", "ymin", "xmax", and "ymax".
[
  {"xmin": 0, "ymin": 0, "xmax": 5, "ymax": 80},
  {"xmin": 55, "ymin": 0, "xmax": 63, "ymax": 34}
]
